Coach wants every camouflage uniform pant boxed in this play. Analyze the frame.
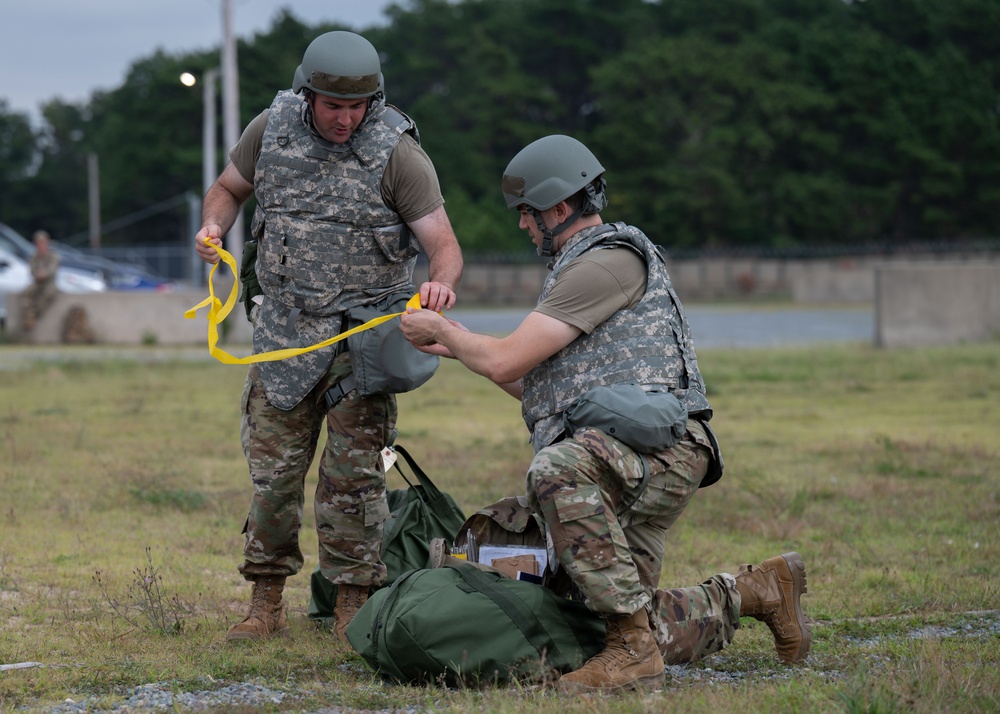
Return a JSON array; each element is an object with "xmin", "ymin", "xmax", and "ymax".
[
  {"xmin": 20, "ymin": 278, "xmax": 58, "ymax": 330},
  {"xmin": 527, "ymin": 421, "xmax": 739, "ymax": 660},
  {"xmin": 238, "ymin": 351, "xmax": 395, "ymax": 588},
  {"xmin": 651, "ymin": 573, "xmax": 740, "ymax": 663}
]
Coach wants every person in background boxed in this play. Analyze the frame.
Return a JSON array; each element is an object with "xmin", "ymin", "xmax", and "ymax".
[
  {"xmin": 195, "ymin": 31, "xmax": 463, "ymax": 644},
  {"xmin": 20, "ymin": 230, "xmax": 60, "ymax": 333},
  {"xmin": 402, "ymin": 135, "xmax": 809, "ymax": 692}
]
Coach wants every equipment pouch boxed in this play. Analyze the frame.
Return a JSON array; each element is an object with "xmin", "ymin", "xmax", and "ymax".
[
  {"xmin": 563, "ymin": 383, "xmax": 688, "ymax": 454},
  {"xmin": 239, "ymin": 240, "xmax": 262, "ymax": 321},
  {"xmin": 346, "ymin": 292, "xmax": 439, "ymax": 396}
]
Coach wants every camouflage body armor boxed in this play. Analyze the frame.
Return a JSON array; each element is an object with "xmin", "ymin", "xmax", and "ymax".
[
  {"xmin": 521, "ymin": 223, "xmax": 713, "ymax": 452},
  {"xmin": 249, "ymin": 91, "xmax": 422, "ymax": 409},
  {"xmin": 253, "ymin": 90, "xmax": 419, "ymax": 317}
]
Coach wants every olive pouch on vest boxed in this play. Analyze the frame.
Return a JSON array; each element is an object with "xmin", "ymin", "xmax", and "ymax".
[
  {"xmin": 346, "ymin": 293, "xmax": 440, "ymax": 396},
  {"xmin": 239, "ymin": 240, "xmax": 262, "ymax": 321},
  {"xmin": 563, "ymin": 383, "xmax": 688, "ymax": 454}
]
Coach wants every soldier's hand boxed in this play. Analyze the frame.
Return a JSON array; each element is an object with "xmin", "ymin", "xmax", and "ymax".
[
  {"xmin": 196, "ymin": 226, "xmax": 223, "ymax": 265},
  {"xmin": 418, "ymin": 281, "xmax": 457, "ymax": 313}
]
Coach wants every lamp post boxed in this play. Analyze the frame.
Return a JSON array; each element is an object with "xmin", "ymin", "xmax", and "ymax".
[
  {"xmin": 180, "ymin": 68, "xmax": 220, "ymax": 287},
  {"xmin": 180, "ymin": 69, "xmax": 220, "ymax": 196}
]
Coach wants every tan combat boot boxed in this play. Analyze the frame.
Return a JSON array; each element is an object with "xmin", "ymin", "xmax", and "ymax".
[
  {"xmin": 225, "ymin": 575, "xmax": 290, "ymax": 642},
  {"xmin": 558, "ymin": 609, "xmax": 665, "ymax": 693},
  {"xmin": 333, "ymin": 584, "xmax": 370, "ymax": 643},
  {"xmin": 735, "ymin": 552, "xmax": 811, "ymax": 663}
]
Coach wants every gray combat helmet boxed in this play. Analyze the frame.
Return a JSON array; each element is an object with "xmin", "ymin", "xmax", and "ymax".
[
  {"xmin": 292, "ymin": 31, "xmax": 384, "ymax": 100},
  {"xmin": 501, "ymin": 134, "xmax": 608, "ymax": 256}
]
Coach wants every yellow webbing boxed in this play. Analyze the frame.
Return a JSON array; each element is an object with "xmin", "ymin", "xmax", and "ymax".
[{"xmin": 184, "ymin": 245, "xmax": 422, "ymax": 365}]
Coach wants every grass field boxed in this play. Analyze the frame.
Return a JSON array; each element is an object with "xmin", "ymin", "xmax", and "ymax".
[{"xmin": 0, "ymin": 339, "xmax": 998, "ymax": 713}]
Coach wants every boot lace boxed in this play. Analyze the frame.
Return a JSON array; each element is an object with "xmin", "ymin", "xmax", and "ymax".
[{"xmin": 586, "ymin": 619, "xmax": 639, "ymax": 670}]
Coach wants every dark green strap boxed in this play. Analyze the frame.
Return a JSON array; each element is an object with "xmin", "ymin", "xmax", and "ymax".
[
  {"xmin": 446, "ymin": 563, "xmax": 571, "ymax": 671},
  {"xmin": 392, "ymin": 444, "xmax": 448, "ymax": 507}
]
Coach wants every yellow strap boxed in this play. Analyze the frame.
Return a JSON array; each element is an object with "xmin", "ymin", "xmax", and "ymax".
[{"xmin": 184, "ymin": 244, "xmax": 422, "ymax": 365}]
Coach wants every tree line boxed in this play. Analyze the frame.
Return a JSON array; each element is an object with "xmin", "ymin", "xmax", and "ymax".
[{"xmin": 1, "ymin": 0, "xmax": 998, "ymax": 257}]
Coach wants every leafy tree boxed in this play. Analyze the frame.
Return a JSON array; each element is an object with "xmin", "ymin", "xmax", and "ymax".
[
  {"xmin": 0, "ymin": 101, "xmax": 40, "ymax": 230},
  {"xmin": 2, "ymin": 0, "xmax": 999, "ymax": 254}
]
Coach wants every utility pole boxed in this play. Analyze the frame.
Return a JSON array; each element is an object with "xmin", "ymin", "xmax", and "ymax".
[
  {"xmin": 87, "ymin": 153, "xmax": 101, "ymax": 249},
  {"xmin": 203, "ymin": 68, "xmax": 220, "ymax": 198},
  {"xmin": 221, "ymin": 0, "xmax": 243, "ymax": 262}
]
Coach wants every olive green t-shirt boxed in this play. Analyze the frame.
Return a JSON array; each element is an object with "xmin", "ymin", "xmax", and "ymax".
[
  {"xmin": 534, "ymin": 246, "xmax": 648, "ymax": 334},
  {"xmin": 230, "ymin": 108, "xmax": 445, "ymax": 224}
]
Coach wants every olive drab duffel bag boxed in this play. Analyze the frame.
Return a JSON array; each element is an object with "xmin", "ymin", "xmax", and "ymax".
[
  {"xmin": 345, "ymin": 561, "xmax": 606, "ymax": 686},
  {"xmin": 308, "ymin": 444, "xmax": 467, "ymax": 627}
]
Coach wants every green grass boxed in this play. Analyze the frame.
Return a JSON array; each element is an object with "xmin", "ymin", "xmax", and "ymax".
[{"xmin": 0, "ymin": 341, "xmax": 998, "ymax": 712}]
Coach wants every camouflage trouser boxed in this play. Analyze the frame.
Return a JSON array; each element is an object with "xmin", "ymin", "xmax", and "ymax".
[
  {"xmin": 525, "ymin": 422, "xmax": 714, "ymax": 615},
  {"xmin": 20, "ymin": 278, "xmax": 58, "ymax": 330},
  {"xmin": 238, "ymin": 351, "xmax": 395, "ymax": 587},
  {"xmin": 651, "ymin": 573, "xmax": 740, "ymax": 663}
]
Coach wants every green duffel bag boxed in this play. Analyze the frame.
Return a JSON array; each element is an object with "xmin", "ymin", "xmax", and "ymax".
[
  {"xmin": 345, "ymin": 562, "xmax": 606, "ymax": 686},
  {"xmin": 308, "ymin": 445, "xmax": 467, "ymax": 627}
]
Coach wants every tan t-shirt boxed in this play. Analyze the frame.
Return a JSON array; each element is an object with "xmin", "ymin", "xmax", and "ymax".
[
  {"xmin": 534, "ymin": 246, "xmax": 648, "ymax": 334},
  {"xmin": 230, "ymin": 108, "xmax": 445, "ymax": 224}
]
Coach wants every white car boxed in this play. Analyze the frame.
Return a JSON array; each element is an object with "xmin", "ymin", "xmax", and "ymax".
[{"xmin": 0, "ymin": 245, "xmax": 106, "ymax": 325}]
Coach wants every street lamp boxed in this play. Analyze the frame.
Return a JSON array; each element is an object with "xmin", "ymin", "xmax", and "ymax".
[
  {"xmin": 181, "ymin": 68, "xmax": 220, "ymax": 287},
  {"xmin": 180, "ymin": 69, "xmax": 220, "ymax": 197}
]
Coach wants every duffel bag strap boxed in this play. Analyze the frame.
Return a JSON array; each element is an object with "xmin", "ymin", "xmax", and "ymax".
[{"xmin": 392, "ymin": 444, "xmax": 448, "ymax": 506}]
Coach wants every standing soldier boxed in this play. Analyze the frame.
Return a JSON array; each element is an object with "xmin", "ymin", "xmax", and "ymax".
[
  {"xmin": 402, "ymin": 135, "xmax": 810, "ymax": 692},
  {"xmin": 195, "ymin": 31, "xmax": 463, "ymax": 643}
]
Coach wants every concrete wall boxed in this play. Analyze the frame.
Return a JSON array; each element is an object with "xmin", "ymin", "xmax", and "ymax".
[
  {"xmin": 430, "ymin": 251, "xmax": 1000, "ymax": 306},
  {"xmin": 4, "ymin": 278, "xmax": 253, "ymax": 346},
  {"xmin": 4, "ymin": 255, "xmax": 998, "ymax": 348},
  {"xmin": 875, "ymin": 263, "xmax": 1000, "ymax": 348}
]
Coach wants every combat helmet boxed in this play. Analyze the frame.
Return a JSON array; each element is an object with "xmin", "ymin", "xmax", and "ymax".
[
  {"xmin": 293, "ymin": 31, "xmax": 384, "ymax": 100},
  {"xmin": 501, "ymin": 134, "xmax": 607, "ymax": 256}
]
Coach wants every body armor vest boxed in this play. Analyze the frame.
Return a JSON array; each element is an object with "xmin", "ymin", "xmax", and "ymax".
[
  {"xmin": 521, "ymin": 223, "xmax": 713, "ymax": 452},
  {"xmin": 252, "ymin": 90, "xmax": 420, "ymax": 316}
]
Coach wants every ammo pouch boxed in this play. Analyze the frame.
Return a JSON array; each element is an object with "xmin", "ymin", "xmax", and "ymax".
[
  {"xmin": 563, "ymin": 383, "xmax": 688, "ymax": 454},
  {"xmin": 346, "ymin": 292, "xmax": 439, "ymax": 397}
]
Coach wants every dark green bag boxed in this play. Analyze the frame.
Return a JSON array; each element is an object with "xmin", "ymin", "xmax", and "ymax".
[
  {"xmin": 345, "ymin": 562, "xmax": 606, "ymax": 686},
  {"xmin": 308, "ymin": 445, "xmax": 466, "ymax": 626}
]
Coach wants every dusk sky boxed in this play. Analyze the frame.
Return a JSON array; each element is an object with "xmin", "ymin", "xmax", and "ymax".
[{"xmin": 0, "ymin": 0, "xmax": 399, "ymax": 122}]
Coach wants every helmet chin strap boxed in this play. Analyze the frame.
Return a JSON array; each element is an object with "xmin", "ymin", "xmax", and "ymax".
[{"xmin": 530, "ymin": 206, "xmax": 585, "ymax": 257}]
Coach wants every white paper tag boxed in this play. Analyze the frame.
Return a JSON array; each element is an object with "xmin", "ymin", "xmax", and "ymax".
[{"xmin": 381, "ymin": 446, "xmax": 398, "ymax": 472}]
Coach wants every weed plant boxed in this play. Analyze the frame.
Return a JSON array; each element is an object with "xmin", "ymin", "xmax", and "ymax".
[{"xmin": 0, "ymin": 341, "xmax": 997, "ymax": 712}]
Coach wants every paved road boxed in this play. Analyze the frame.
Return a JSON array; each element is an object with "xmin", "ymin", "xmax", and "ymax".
[
  {"xmin": 0, "ymin": 305, "xmax": 874, "ymax": 370},
  {"xmin": 448, "ymin": 305, "xmax": 874, "ymax": 348}
]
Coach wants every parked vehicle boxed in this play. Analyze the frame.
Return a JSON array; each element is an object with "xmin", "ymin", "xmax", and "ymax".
[{"xmin": 0, "ymin": 223, "xmax": 174, "ymax": 292}]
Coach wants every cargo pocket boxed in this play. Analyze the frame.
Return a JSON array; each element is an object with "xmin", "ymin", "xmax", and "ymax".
[
  {"xmin": 363, "ymin": 493, "xmax": 391, "ymax": 529},
  {"xmin": 552, "ymin": 483, "xmax": 618, "ymax": 572}
]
